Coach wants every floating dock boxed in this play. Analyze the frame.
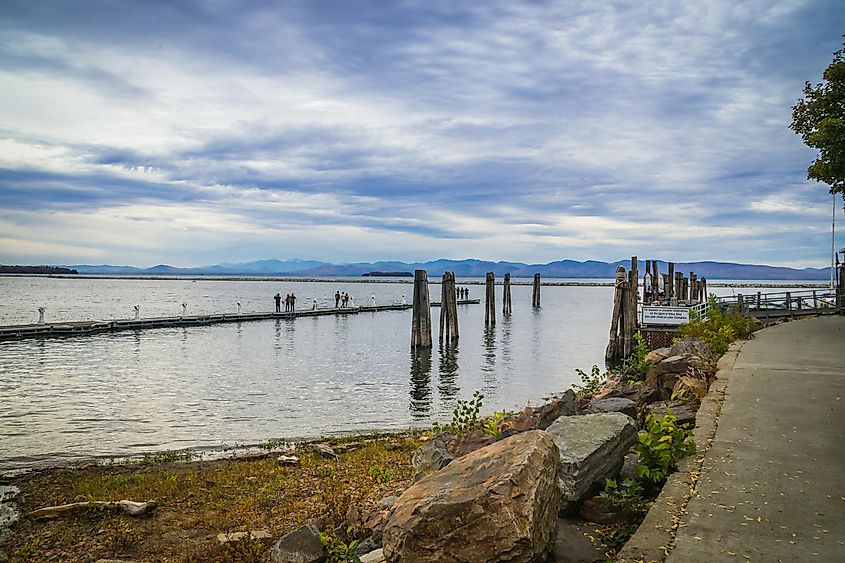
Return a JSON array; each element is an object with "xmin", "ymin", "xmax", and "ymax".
[{"xmin": 0, "ymin": 300, "xmax": 481, "ymax": 342}]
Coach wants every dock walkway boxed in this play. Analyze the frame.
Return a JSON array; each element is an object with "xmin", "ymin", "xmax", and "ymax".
[
  {"xmin": 667, "ymin": 316, "xmax": 845, "ymax": 561},
  {"xmin": 0, "ymin": 299, "xmax": 481, "ymax": 341}
]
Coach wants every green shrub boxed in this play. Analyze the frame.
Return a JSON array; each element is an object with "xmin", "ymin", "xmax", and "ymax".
[
  {"xmin": 573, "ymin": 365, "xmax": 606, "ymax": 397},
  {"xmin": 368, "ymin": 464, "xmax": 395, "ymax": 483},
  {"xmin": 433, "ymin": 390, "xmax": 484, "ymax": 435},
  {"xmin": 599, "ymin": 478, "xmax": 648, "ymax": 518},
  {"xmin": 635, "ymin": 411, "xmax": 696, "ymax": 484},
  {"xmin": 319, "ymin": 532, "xmax": 361, "ymax": 563},
  {"xmin": 482, "ymin": 410, "xmax": 508, "ymax": 439},
  {"xmin": 617, "ymin": 332, "xmax": 652, "ymax": 383},
  {"xmin": 677, "ymin": 295, "xmax": 759, "ymax": 357}
]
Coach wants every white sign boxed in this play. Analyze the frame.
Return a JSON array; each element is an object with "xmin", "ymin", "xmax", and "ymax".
[{"xmin": 642, "ymin": 306, "xmax": 689, "ymax": 326}]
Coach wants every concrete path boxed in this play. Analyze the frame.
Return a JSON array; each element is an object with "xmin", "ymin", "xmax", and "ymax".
[{"xmin": 668, "ymin": 316, "xmax": 845, "ymax": 562}]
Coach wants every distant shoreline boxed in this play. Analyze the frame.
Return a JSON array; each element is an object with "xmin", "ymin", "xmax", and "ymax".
[{"xmin": 0, "ymin": 273, "xmax": 830, "ymax": 288}]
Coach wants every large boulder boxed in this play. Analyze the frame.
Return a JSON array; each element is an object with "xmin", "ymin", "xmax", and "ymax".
[
  {"xmin": 383, "ymin": 430, "xmax": 561, "ymax": 563},
  {"xmin": 586, "ymin": 397, "xmax": 637, "ymax": 418},
  {"xmin": 601, "ymin": 384, "xmax": 658, "ymax": 407},
  {"xmin": 412, "ymin": 433, "xmax": 455, "ymax": 480},
  {"xmin": 270, "ymin": 523, "xmax": 327, "ymax": 563},
  {"xmin": 646, "ymin": 400, "xmax": 698, "ymax": 428},
  {"xmin": 447, "ymin": 429, "xmax": 497, "ymax": 458},
  {"xmin": 669, "ymin": 337, "xmax": 714, "ymax": 361},
  {"xmin": 533, "ymin": 390, "xmax": 576, "ymax": 429},
  {"xmin": 546, "ymin": 413, "xmax": 638, "ymax": 504}
]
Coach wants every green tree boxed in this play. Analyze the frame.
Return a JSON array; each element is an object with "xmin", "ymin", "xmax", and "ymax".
[{"xmin": 791, "ymin": 38, "xmax": 845, "ymax": 196}]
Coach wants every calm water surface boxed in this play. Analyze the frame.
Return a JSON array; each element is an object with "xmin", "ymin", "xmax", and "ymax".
[
  {"xmin": 0, "ymin": 276, "xmax": 810, "ymax": 472},
  {"xmin": 0, "ymin": 277, "xmax": 615, "ymax": 472}
]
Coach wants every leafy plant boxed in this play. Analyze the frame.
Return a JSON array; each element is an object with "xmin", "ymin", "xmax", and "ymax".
[
  {"xmin": 368, "ymin": 464, "xmax": 395, "ymax": 483},
  {"xmin": 573, "ymin": 364, "xmax": 606, "ymax": 397},
  {"xmin": 599, "ymin": 478, "xmax": 647, "ymax": 518},
  {"xmin": 319, "ymin": 531, "xmax": 361, "ymax": 563},
  {"xmin": 635, "ymin": 411, "xmax": 697, "ymax": 484},
  {"xmin": 482, "ymin": 410, "xmax": 508, "ymax": 440},
  {"xmin": 433, "ymin": 390, "xmax": 484, "ymax": 435},
  {"xmin": 678, "ymin": 295, "xmax": 759, "ymax": 357},
  {"xmin": 616, "ymin": 332, "xmax": 653, "ymax": 383}
]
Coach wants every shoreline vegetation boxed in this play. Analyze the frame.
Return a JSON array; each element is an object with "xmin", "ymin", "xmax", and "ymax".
[{"xmin": 0, "ymin": 272, "xmax": 831, "ymax": 288}]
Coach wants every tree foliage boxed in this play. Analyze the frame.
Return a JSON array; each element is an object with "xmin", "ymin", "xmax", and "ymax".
[{"xmin": 791, "ymin": 38, "xmax": 845, "ymax": 196}]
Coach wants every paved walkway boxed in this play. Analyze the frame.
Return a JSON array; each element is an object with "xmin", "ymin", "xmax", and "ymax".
[{"xmin": 668, "ymin": 316, "xmax": 845, "ymax": 562}]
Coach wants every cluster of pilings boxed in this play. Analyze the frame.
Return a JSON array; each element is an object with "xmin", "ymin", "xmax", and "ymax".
[
  {"xmin": 606, "ymin": 257, "xmax": 710, "ymax": 365},
  {"xmin": 645, "ymin": 261, "xmax": 708, "ymax": 306},
  {"xmin": 411, "ymin": 269, "xmax": 541, "ymax": 348}
]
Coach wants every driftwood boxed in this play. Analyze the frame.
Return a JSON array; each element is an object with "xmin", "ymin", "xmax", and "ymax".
[{"xmin": 28, "ymin": 499, "xmax": 157, "ymax": 520}]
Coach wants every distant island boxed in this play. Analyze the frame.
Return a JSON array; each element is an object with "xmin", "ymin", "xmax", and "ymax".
[
  {"xmin": 0, "ymin": 265, "xmax": 78, "ymax": 275},
  {"xmin": 362, "ymin": 271, "xmax": 413, "ymax": 277}
]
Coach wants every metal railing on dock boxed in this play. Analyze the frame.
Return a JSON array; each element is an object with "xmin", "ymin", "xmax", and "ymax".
[{"xmin": 715, "ymin": 288, "xmax": 842, "ymax": 318}]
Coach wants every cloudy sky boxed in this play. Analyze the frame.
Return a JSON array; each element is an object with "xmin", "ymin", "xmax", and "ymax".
[{"xmin": 1, "ymin": 0, "xmax": 843, "ymax": 268}]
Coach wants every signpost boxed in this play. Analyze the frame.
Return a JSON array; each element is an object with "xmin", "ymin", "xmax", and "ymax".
[{"xmin": 642, "ymin": 306, "xmax": 689, "ymax": 326}]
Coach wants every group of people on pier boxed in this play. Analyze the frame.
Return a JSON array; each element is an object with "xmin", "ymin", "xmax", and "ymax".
[
  {"xmin": 273, "ymin": 292, "xmax": 297, "ymax": 312},
  {"xmin": 456, "ymin": 287, "xmax": 470, "ymax": 299},
  {"xmin": 334, "ymin": 291, "xmax": 354, "ymax": 308}
]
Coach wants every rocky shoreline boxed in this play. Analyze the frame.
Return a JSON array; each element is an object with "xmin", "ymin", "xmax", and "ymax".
[{"xmin": 0, "ymin": 335, "xmax": 724, "ymax": 562}]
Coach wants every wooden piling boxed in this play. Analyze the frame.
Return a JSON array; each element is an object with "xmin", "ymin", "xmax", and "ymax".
[
  {"xmin": 411, "ymin": 269, "xmax": 432, "ymax": 348},
  {"xmin": 485, "ymin": 272, "xmax": 496, "ymax": 325},
  {"xmin": 667, "ymin": 262, "xmax": 675, "ymax": 301},
  {"xmin": 701, "ymin": 277, "xmax": 707, "ymax": 302},
  {"xmin": 605, "ymin": 265, "xmax": 628, "ymax": 366},
  {"xmin": 502, "ymin": 273, "xmax": 512, "ymax": 315},
  {"xmin": 439, "ymin": 271, "xmax": 460, "ymax": 342},
  {"xmin": 627, "ymin": 256, "xmax": 638, "ymax": 355},
  {"xmin": 532, "ymin": 273, "xmax": 541, "ymax": 308},
  {"xmin": 689, "ymin": 272, "xmax": 697, "ymax": 304},
  {"xmin": 652, "ymin": 260, "xmax": 659, "ymax": 301}
]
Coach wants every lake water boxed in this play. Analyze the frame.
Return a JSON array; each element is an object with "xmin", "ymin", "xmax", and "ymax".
[{"xmin": 0, "ymin": 276, "xmax": 814, "ymax": 473}]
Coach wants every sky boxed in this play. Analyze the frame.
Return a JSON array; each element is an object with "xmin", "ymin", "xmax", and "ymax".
[{"xmin": 1, "ymin": 0, "xmax": 843, "ymax": 268}]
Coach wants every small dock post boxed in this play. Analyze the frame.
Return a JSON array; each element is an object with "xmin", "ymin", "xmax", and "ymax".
[
  {"xmin": 485, "ymin": 272, "xmax": 496, "ymax": 325},
  {"xmin": 502, "ymin": 273, "xmax": 512, "ymax": 315},
  {"xmin": 667, "ymin": 262, "xmax": 675, "ymax": 301},
  {"xmin": 411, "ymin": 270, "xmax": 432, "ymax": 348},
  {"xmin": 439, "ymin": 271, "xmax": 459, "ymax": 342},
  {"xmin": 532, "ymin": 273, "xmax": 541, "ymax": 308},
  {"xmin": 605, "ymin": 265, "xmax": 628, "ymax": 365}
]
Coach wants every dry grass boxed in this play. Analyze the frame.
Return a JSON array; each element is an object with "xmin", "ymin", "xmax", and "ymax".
[{"xmin": 5, "ymin": 433, "xmax": 421, "ymax": 562}]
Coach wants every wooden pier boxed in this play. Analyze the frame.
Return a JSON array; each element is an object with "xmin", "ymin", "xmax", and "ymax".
[{"xmin": 0, "ymin": 300, "xmax": 480, "ymax": 342}]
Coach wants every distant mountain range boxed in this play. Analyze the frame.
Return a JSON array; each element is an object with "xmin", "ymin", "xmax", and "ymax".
[{"xmin": 54, "ymin": 258, "xmax": 833, "ymax": 280}]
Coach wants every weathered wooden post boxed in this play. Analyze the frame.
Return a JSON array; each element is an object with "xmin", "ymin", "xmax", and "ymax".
[
  {"xmin": 667, "ymin": 262, "xmax": 675, "ymax": 301},
  {"xmin": 502, "ymin": 273, "xmax": 512, "ymax": 315},
  {"xmin": 605, "ymin": 265, "xmax": 628, "ymax": 366},
  {"xmin": 701, "ymin": 277, "xmax": 707, "ymax": 302},
  {"xmin": 411, "ymin": 269, "xmax": 432, "ymax": 348},
  {"xmin": 674, "ymin": 272, "xmax": 683, "ymax": 302},
  {"xmin": 439, "ymin": 271, "xmax": 459, "ymax": 342},
  {"xmin": 652, "ymin": 260, "xmax": 659, "ymax": 301},
  {"xmin": 644, "ymin": 261, "xmax": 652, "ymax": 304},
  {"xmin": 627, "ymin": 256, "xmax": 638, "ymax": 355},
  {"xmin": 737, "ymin": 293, "xmax": 745, "ymax": 315},
  {"xmin": 689, "ymin": 272, "xmax": 697, "ymax": 304},
  {"xmin": 532, "ymin": 273, "xmax": 541, "ymax": 308},
  {"xmin": 485, "ymin": 272, "xmax": 496, "ymax": 325}
]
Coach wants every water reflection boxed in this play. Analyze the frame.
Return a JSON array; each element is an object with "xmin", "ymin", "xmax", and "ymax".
[
  {"xmin": 409, "ymin": 347, "xmax": 432, "ymax": 418},
  {"xmin": 437, "ymin": 341, "xmax": 460, "ymax": 408},
  {"xmin": 500, "ymin": 314, "xmax": 513, "ymax": 376},
  {"xmin": 480, "ymin": 325, "xmax": 497, "ymax": 394}
]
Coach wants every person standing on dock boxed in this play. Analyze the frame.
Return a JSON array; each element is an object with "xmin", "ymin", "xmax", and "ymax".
[
  {"xmin": 274, "ymin": 293, "xmax": 281, "ymax": 313},
  {"xmin": 284, "ymin": 294, "xmax": 291, "ymax": 312},
  {"xmin": 290, "ymin": 293, "xmax": 297, "ymax": 311},
  {"xmin": 335, "ymin": 291, "xmax": 341, "ymax": 308}
]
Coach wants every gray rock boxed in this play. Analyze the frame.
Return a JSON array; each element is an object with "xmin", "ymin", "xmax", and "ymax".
[
  {"xmin": 586, "ymin": 397, "xmax": 637, "ymax": 418},
  {"xmin": 546, "ymin": 413, "xmax": 638, "ymax": 503},
  {"xmin": 646, "ymin": 355, "xmax": 693, "ymax": 399},
  {"xmin": 603, "ymin": 384, "xmax": 659, "ymax": 406},
  {"xmin": 669, "ymin": 337, "xmax": 714, "ymax": 360},
  {"xmin": 377, "ymin": 496, "xmax": 397, "ymax": 510},
  {"xmin": 620, "ymin": 452, "xmax": 640, "ymax": 481},
  {"xmin": 270, "ymin": 523, "xmax": 327, "ymax": 563},
  {"xmin": 411, "ymin": 432, "xmax": 454, "ymax": 480},
  {"xmin": 646, "ymin": 400, "xmax": 698, "ymax": 428},
  {"xmin": 359, "ymin": 548, "xmax": 385, "ymax": 563},
  {"xmin": 383, "ymin": 430, "xmax": 561, "ymax": 563},
  {"xmin": 355, "ymin": 535, "xmax": 380, "ymax": 556},
  {"xmin": 534, "ymin": 389, "xmax": 576, "ymax": 429},
  {"xmin": 310, "ymin": 444, "xmax": 338, "ymax": 460}
]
